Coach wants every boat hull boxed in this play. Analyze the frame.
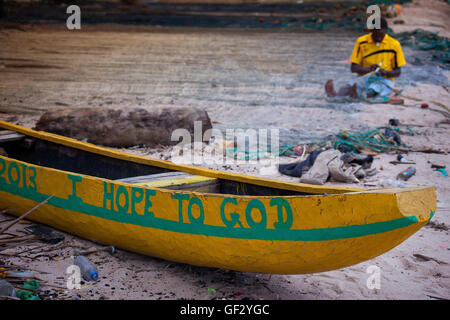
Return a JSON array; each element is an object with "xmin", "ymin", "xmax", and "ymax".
[{"xmin": 0, "ymin": 154, "xmax": 436, "ymax": 274}]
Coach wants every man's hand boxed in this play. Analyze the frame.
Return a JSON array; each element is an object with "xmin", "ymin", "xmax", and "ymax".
[
  {"xmin": 351, "ymin": 63, "xmax": 380, "ymax": 75},
  {"xmin": 378, "ymin": 68, "xmax": 388, "ymax": 77},
  {"xmin": 369, "ymin": 64, "xmax": 380, "ymax": 72},
  {"xmin": 351, "ymin": 63, "xmax": 401, "ymax": 78}
]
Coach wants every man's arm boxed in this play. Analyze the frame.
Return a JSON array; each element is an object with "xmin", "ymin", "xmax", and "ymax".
[
  {"xmin": 351, "ymin": 63, "xmax": 379, "ymax": 75},
  {"xmin": 379, "ymin": 68, "xmax": 401, "ymax": 78},
  {"xmin": 351, "ymin": 63, "xmax": 402, "ymax": 78}
]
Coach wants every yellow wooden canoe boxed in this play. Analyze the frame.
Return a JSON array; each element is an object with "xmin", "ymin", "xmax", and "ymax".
[{"xmin": 0, "ymin": 121, "xmax": 436, "ymax": 274}]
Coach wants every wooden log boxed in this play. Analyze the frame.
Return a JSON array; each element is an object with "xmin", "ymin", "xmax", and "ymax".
[
  {"xmin": 413, "ymin": 148, "xmax": 448, "ymax": 155},
  {"xmin": 389, "ymin": 161, "xmax": 416, "ymax": 165},
  {"xmin": 35, "ymin": 106, "xmax": 213, "ymax": 148}
]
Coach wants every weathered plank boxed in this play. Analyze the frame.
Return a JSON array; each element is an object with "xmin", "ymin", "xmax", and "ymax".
[
  {"xmin": 0, "ymin": 131, "xmax": 25, "ymax": 142},
  {"xmin": 117, "ymin": 171, "xmax": 220, "ymax": 193},
  {"xmin": 116, "ymin": 171, "xmax": 191, "ymax": 183}
]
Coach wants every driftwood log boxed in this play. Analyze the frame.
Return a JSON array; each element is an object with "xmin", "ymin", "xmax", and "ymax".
[{"xmin": 35, "ymin": 106, "xmax": 212, "ymax": 147}]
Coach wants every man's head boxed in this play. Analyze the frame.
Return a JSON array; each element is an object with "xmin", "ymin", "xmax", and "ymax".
[{"xmin": 371, "ymin": 18, "xmax": 388, "ymax": 43}]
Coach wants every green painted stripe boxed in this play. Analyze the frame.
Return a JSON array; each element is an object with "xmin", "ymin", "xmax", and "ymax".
[
  {"xmin": 428, "ymin": 211, "xmax": 435, "ymax": 223},
  {"xmin": 0, "ymin": 184, "xmax": 426, "ymax": 242}
]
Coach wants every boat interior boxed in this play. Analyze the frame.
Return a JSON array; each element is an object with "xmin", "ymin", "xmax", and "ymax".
[{"xmin": 0, "ymin": 128, "xmax": 330, "ymax": 196}]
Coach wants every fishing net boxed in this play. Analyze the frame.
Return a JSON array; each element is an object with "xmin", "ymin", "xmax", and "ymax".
[
  {"xmin": 332, "ymin": 127, "xmax": 413, "ymax": 153},
  {"xmin": 393, "ymin": 29, "xmax": 450, "ymax": 66},
  {"xmin": 225, "ymin": 147, "xmax": 275, "ymax": 160},
  {"xmin": 279, "ymin": 126, "xmax": 419, "ymax": 157}
]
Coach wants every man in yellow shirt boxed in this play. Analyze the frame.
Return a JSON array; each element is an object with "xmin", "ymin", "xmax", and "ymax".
[{"xmin": 325, "ymin": 18, "xmax": 406, "ymax": 99}]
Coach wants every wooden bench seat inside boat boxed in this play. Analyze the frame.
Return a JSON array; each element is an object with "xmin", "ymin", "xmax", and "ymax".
[
  {"xmin": 116, "ymin": 171, "xmax": 220, "ymax": 193},
  {"xmin": 0, "ymin": 130, "xmax": 25, "ymax": 143}
]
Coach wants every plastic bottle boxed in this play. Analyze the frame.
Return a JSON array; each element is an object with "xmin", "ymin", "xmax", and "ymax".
[
  {"xmin": 75, "ymin": 256, "xmax": 98, "ymax": 281},
  {"xmin": 380, "ymin": 179, "xmax": 407, "ymax": 188}
]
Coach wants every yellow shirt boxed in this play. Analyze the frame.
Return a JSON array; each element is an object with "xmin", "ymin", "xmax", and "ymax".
[{"xmin": 350, "ymin": 33, "xmax": 406, "ymax": 81}]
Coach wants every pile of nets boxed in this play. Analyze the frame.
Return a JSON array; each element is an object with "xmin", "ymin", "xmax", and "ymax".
[
  {"xmin": 393, "ymin": 29, "xmax": 450, "ymax": 66},
  {"xmin": 280, "ymin": 127, "xmax": 416, "ymax": 156},
  {"xmin": 223, "ymin": 126, "xmax": 419, "ymax": 160},
  {"xmin": 332, "ymin": 127, "xmax": 413, "ymax": 153}
]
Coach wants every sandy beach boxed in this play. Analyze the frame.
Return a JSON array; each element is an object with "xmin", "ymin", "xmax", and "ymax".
[{"xmin": 0, "ymin": 0, "xmax": 449, "ymax": 300}]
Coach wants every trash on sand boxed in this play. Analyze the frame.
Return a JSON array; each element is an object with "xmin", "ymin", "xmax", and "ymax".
[
  {"xmin": 75, "ymin": 256, "xmax": 98, "ymax": 281},
  {"xmin": 7, "ymin": 271, "xmax": 34, "ymax": 278},
  {"xmin": 421, "ymin": 103, "xmax": 429, "ymax": 109},
  {"xmin": 340, "ymin": 152, "xmax": 374, "ymax": 168},
  {"xmin": 74, "ymin": 245, "xmax": 115, "ymax": 256},
  {"xmin": 390, "ymin": 155, "xmax": 416, "ymax": 165},
  {"xmin": 397, "ymin": 167, "xmax": 416, "ymax": 181},
  {"xmin": 279, "ymin": 149, "xmax": 377, "ymax": 184},
  {"xmin": 16, "ymin": 289, "xmax": 40, "ymax": 300},
  {"xmin": 435, "ymin": 168, "xmax": 448, "ymax": 177},
  {"xmin": 0, "ymin": 268, "xmax": 7, "ymax": 280},
  {"xmin": 24, "ymin": 224, "xmax": 65, "ymax": 244},
  {"xmin": 0, "ymin": 280, "xmax": 16, "ymax": 297},
  {"xmin": 292, "ymin": 145, "xmax": 304, "ymax": 156},
  {"xmin": 298, "ymin": 149, "xmax": 360, "ymax": 185},
  {"xmin": 380, "ymin": 179, "xmax": 407, "ymax": 188},
  {"xmin": 389, "ymin": 119, "xmax": 400, "ymax": 126},
  {"xmin": 384, "ymin": 4, "xmax": 402, "ymax": 18},
  {"xmin": 278, "ymin": 150, "xmax": 322, "ymax": 177},
  {"xmin": 388, "ymin": 97, "xmax": 404, "ymax": 105},
  {"xmin": 384, "ymin": 128, "xmax": 402, "ymax": 145},
  {"xmin": 332, "ymin": 127, "xmax": 411, "ymax": 154},
  {"xmin": 23, "ymin": 280, "xmax": 40, "ymax": 291},
  {"xmin": 207, "ymin": 288, "xmax": 216, "ymax": 294},
  {"xmin": 390, "ymin": 160, "xmax": 416, "ymax": 165}
]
